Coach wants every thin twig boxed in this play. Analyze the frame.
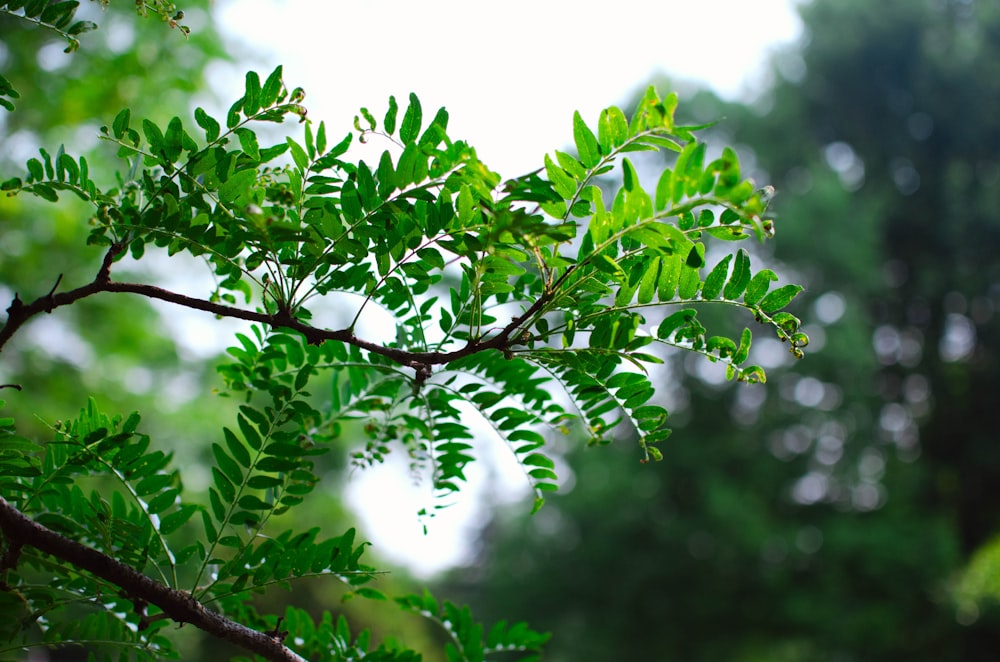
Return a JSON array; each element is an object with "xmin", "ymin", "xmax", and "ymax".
[{"xmin": 0, "ymin": 245, "xmax": 540, "ymax": 373}]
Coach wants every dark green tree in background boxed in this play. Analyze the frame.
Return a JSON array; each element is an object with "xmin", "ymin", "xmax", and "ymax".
[
  {"xmin": 452, "ymin": 0, "xmax": 1000, "ymax": 660},
  {"xmin": 0, "ymin": 2, "xmax": 811, "ymax": 660}
]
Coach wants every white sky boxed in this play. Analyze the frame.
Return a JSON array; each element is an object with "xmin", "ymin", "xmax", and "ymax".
[
  {"xmin": 214, "ymin": 0, "xmax": 804, "ymax": 176},
  {"xmin": 212, "ymin": 0, "xmax": 804, "ymax": 578}
]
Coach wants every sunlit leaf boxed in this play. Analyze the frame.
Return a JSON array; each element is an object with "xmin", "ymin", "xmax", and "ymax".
[
  {"xmin": 759, "ymin": 284, "xmax": 804, "ymax": 314},
  {"xmin": 573, "ymin": 111, "xmax": 601, "ymax": 167},
  {"xmin": 744, "ymin": 269, "xmax": 778, "ymax": 306}
]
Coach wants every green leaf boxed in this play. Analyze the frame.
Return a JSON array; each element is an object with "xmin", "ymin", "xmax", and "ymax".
[
  {"xmin": 707, "ymin": 335, "xmax": 737, "ymax": 358},
  {"xmin": 0, "ymin": 73, "xmax": 17, "ymax": 97},
  {"xmin": 340, "ymin": 180, "xmax": 363, "ymax": 220},
  {"xmin": 744, "ymin": 269, "xmax": 777, "ymax": 306},
  {"xmin": 706, "ymin": 225, "xmax": 749, "ymax": 241},
  {"xmin": 147, "ymin": 489, "xmax": 180, "ymax": 515},
  {"xmin": 304, "ymin": 121, "xmax": 315, "ymax": 158},
  {"xmin": 218, "ymin": 168, "xmax": 256, "ymax": 205},
  {"xmin": 31, "ymin": 183, "xmax": 58, "ymax": 202},
  {"xmin": 163, "ymin": 116, "xmax": 184, "ymax": 163},
  {"xmin": 238, "ymin": 414, "xmax": 263, "ymax": 451},
  {"xmin": 356, "ymin": 162, "xmax": 378, "ymax": 210},
  {"xmin": 676, "ymin": 244, "xmax": 704, "ymax": 300},
  {"xmin": 159, "ymin": 505, "xmax": 197, "ymax": 535},
  {"xmin": 384, "ymin": 95, "xmax": 399, "ymax": 134},
  {"xmin": 554, "ymin": 150, "xmax": 587, "ymax": 181},
  {"xmin": 671, "ymin": 141, "xmax": 698, "ymax": 203},
  {"xmin": 758, "ymin": 284, "xmax": 804, "ymax": 314},
  {"xmin": 654, "ymin": 167, "xmax": 673, "ymax": 211},
  {"xmin": 236, "ymin": 128, "xmax": 261, "ymax": 161},
  {"xmin": 316, "ymin": 121, "xmax": 327, "ymax": 154},
  {"xmin": 657, "ymin": 252, "xmax": 682, "ymax": 301},
  {"xmin": 67, "ymin": 20, "xmax": 97, "ymax": 36},
  {"xmin": 212, "ymin": 442, "xmax": 243, "ymax": 486},
  {"xmin": 261, "ymin": 65, "xmax": 284, "ymax": 107},
  {"xmin": 40, "ymin": 1, "xmax": 76, "ymax": 28},
  {"xmin": 622, "ymin": 157, "xmax": 638, "ymax": 192},
  {"xmin": 135, "ymin": 473, "xmax": 172, "ymax": 496},
  {"xmin": 685, "ymin": 242, "xmax": 705, "ymax": 269},
  {"xmin": 243, "ymin": 70, "xmax": 262, "ymax": 116},
  {"xmin": 38, "ymin": 148, "xmax": 53, "ymax": 179},
  {"xmin": 573, "ymin": 111, "xmax": 601, "ymax": 167},
  {"xmin": 615, "ymin": 276, "xmax": 638, "ymax": 306},
  {"xmin": 287, "ymin": 138, "xmax": 309, "ymax": 172},
  {"xmin": 209, "ymin": 487, "xmax": 227, "ymax": 521},
  {"xmin": 733, "ymin": 328, "xmax": 752, "ymax": 364},
  {"xmin": 142, "ymin": 119, "xmax": 164, "ymax": 153},
  {"xmin": 457, "ymin": 184, "xmax": 475, "ymax": 223},
  {"xmin": 326, "ymin": 131, "xmax": 353, "ymax": 159},
  {"xmin": 598, "ymin": 106, "xmax": 628, "ymax": 153},
  {"xmin": 17, "ymin": 0, "xmax": 39, "ymax": 17},
  {"xmin": 637, "ymin": 256, "xmax": 660, "ymax": 304},
  {"xmin": 238, "ymin": 495, "xmax": 272, "ymax": 511},
  {"xmin": 112, "ymin": 108, "xmax": 131, "ymax": 140},
  {"xmin": 226, "ymin": 97, "xmax": 242, "ymax": 129},
  {"xmin": 246, "ymin": 475, "xmax": 281, "ymax": 489},
  {"xmin": 359, "ymin": 107, "xmax": 376, "ymax": 131},
  {"xmin": 682, "ymin": 143, "xmax": 707, "ymax": 197},
  {"xmin": 420, "ymin": 107, "xmax": 448, "ymax": 146},
  {"xmin": 57, "ymin": 153, "xmax": 78, "ymax": 184},
  {"xmin": 739, "ymin": 365, "xmax": 767, "ymax": 384},
  {"xmin": 53, "ymin": 144, "xmax": 66, "ymax": 181},
  {"xmin": 700, "ymin": 254, "xmax": 732, "ymax": 300},
  {"xmin": 723, "ymin": 249, "xmax": 750, "ymax": 300},
  {"xmin": 591, "ymin": 253, "xmax": 624, "ymax": 279},
  {"xmin": 399, "ymin": 93, "xmax": 423, "ymax": 144},
  {"xmin": 678, "ymin": 265, "xmax": 700, "ymax": 300},
  {"xmin": 355, "ymin": 587, "xmax": 387, "ymax": 600},
  {"xmin": 194, "ymin": 107, "xmax": 220, "ymax": 143},
  {"xmin": 628, "ymin": 224, "xmax": 669, "ymax": 251},
  {"xmin": 224, "ymin": 427, "xmax": 252, "ymax": 468},
  {"xmin": 544, "ymin": 154, "xmax": 577, "ymax": 200},
  {"xmin": 657, "ymin": 309, "xmax": 696, "ymax": 339}
]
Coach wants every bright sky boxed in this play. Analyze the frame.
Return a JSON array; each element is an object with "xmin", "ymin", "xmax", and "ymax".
[{"xmin": 212, "ymin": 0, "xmax": 804, "ymax": 578}]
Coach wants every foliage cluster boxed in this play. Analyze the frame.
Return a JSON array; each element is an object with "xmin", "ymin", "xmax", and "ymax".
[{"xmin": 0, "ymin": 3, "xmax": 808, "ymax": 659}]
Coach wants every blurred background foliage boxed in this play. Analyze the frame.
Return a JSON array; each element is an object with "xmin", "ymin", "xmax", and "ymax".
[
  {"xmin": 0, "ymin": 0, "xmax": 230, "ymax": 439},
  {"xmin": 442, "ymin": 0, "xmax": 1000, "ymax": 660},
  {"xmin": 4, "ymin": 0, "xmax": 1000, "ymax": 660}
]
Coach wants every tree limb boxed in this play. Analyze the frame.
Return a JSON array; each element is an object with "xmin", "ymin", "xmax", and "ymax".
[
  {"xmin": 0, "ymin": 244, "xmax": 541, "ymax": 371},
  {"xmin": 0, "ymin": 497, "xmax": 307, "ymax": 662}
]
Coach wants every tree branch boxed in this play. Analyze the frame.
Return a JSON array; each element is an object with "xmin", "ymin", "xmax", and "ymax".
[
  {"xmin": 0, "ymin": 497, "xmax": 306, "ymax": 662},
  {"xmin": 0, "ymin": 245, "xmax": 541, "ymax": 371}
]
